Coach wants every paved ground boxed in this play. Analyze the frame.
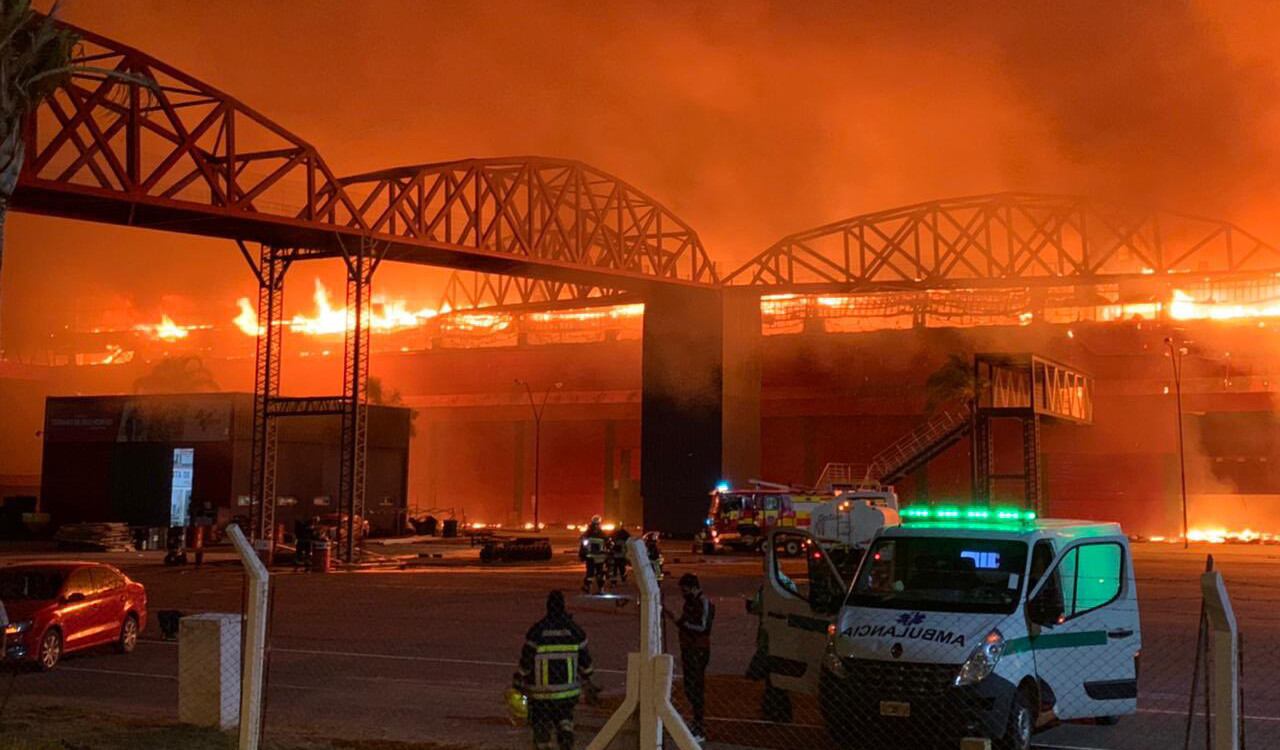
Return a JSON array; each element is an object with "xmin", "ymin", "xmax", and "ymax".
[{"xmin": 3, "ymin": 538, "xmax": 1280, "ymax": 749}]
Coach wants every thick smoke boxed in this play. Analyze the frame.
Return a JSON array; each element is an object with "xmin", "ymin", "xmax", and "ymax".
[{"xmin": 6, "ymin": 0, "xmax": 1280, "ymax": 349}]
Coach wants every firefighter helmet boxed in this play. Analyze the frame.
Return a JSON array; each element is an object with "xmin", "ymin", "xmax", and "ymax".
[{"xmin": 504, "ymin": 686, "xmax": 528, "ymax": 725}]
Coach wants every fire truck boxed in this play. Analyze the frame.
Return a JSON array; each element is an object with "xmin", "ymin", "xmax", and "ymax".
[{"xmin": 696, "ymin": 480, "xmax": 898, "ymax": 555}]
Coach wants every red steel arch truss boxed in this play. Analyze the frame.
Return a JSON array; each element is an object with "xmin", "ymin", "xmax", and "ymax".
[
  {"xmin": 13, "ymin": 20, "xmax": 718, "ymax": 552},
  {"xmin": 726, "ymin": 193, "xmax": 1280, "ymax": 291},
  {"xmin": 16, "ymin": 22, "xmax": 715, "ymax": 291}
]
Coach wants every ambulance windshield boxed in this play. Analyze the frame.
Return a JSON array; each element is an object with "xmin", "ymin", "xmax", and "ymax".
[{"xmin": 847, "ymin": 536, "xmax": 1029, "ymax": 614}]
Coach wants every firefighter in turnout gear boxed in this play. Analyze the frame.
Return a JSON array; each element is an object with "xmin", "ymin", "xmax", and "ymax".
[
  {"xmin": 579, "ymin": 517, "xmax": 608, "ymax": 594},
  {"xmin": 517, "ymin": 590, "xmax": 596, "ymax": 750}
]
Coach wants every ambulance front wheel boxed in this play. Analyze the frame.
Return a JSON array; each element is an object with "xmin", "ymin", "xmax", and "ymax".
[{"xmin": 997, "ymin": 685, "xmax": 1035, "ymax": 750}]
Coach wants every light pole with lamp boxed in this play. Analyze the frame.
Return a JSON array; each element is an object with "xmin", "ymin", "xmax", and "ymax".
[
  {"xmin": 516, "ymin": 379, "xmax": 563, "ymax": 531},
  {"xmin": 1164, "ymin": 337, "xmax": 1191, "ymax": 549}
]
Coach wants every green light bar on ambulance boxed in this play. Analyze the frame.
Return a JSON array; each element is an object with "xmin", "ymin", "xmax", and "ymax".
[{"xmin": 901, "ymin": 504, "xmax": 1037, "ymax": 526}]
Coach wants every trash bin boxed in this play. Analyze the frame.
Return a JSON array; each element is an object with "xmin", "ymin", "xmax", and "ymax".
[
  {"xmin": 442, "ymin": 519, "xmax": 458, "ymax": 538},
  {"xmin": 311, "ymin": 540, "xmax": 331, "ymax": 573}
]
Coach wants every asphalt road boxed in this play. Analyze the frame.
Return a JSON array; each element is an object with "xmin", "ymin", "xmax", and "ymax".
[{"xmin": 4, "ymin": 541, "xmax": 1280, "ymax": 750}]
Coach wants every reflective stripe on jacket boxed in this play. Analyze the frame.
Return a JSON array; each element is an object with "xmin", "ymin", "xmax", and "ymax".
[
  {"xmin": 519, "ymin": 615, "xmax": 593, "ymax": 701},
  {"xmin": 677, "ymin": 592, "xmax": 714, "ymax": 651}
]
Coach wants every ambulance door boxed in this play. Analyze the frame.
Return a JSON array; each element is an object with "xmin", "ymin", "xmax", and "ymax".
[
  {"xmin": 761, "ymin": 529, "xmax": 847, "ymax": 694},
  {"xmin": 1024, "ymin": 538, "xmax": 1140, "ymax": 720}
]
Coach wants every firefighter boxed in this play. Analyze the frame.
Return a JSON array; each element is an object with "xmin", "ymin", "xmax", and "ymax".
[
  {"xmin": 516, "ymin": 590, "xmax": 597, "ymax": 750},
  {"xmin": 664, "ymin": 572, "xmax": 714, "ymax": 743},
  {"xmin": 643, "ymin": 531, "xmax": 664, "ymax": 581},
  {"xmin": 607, "ymin": 525, "xmax": 631, "ymax": 586},
  {"xmin": 579, "ymin": 517, "xmax": 608, "ymax": 594}
]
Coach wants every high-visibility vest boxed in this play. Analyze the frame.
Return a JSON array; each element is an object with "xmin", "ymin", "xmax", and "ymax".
[{"xmin": 530, "ymin": 641, "xmax": 583, "ymax": 700}]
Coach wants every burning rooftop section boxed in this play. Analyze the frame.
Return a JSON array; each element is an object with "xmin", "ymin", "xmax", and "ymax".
[
  {"xmin": 35, "ymin": 273, "xmax": 1280, "ymax": 366},
  {"xmin": 40, "ymin": 278, "xmax": 647, "ymax": 365},
  {"xmin": 761, "ymin": 275, "xmax": 1280, "ymax": 335}
]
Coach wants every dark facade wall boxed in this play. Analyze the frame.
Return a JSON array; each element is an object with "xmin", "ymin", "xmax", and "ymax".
[{"xmin": 39, "ymin": 394, "xmax": 410, "ymax": 534}]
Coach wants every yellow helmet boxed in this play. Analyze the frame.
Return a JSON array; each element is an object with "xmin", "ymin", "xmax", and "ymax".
[{"xmin": 504, "ymin": 687, "xmax": 528, "ymax": 725}]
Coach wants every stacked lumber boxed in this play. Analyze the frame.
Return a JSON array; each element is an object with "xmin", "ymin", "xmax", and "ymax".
[{"xmin": 53, "ymin": 522, "xmax": 134, "ymax": 552}]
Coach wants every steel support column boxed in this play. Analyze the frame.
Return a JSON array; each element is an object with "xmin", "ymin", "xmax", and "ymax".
[
  {"xmin": 1023, "ymin": 415, "xmax": 1042, "ymax": 513},
  {"xmin": 339, "ymin": 241, "xmax": 376, "ymax": 563},
  {"xmin": 249, "ymin": 245, "xmax": 288, "ymax": 543},
  {"xmin": 971, "ymin": 414, "xmax": 993, "ymax": 505}
]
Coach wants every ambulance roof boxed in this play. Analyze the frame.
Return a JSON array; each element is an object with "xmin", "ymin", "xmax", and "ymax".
[{"xmin": 883, "ymin": 517, "xmax": 1124, "ymax": 543}]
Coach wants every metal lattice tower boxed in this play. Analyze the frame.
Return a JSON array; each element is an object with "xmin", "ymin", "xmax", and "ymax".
[
  {"xmin": 248, "ymin": 244, "xmax": 288, "ymax": 542},
  {"xmin": 339, "ymin": 241, "xmax": 378, "ymax": 562}
]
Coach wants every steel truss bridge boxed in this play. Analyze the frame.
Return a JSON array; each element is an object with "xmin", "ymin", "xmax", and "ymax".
[{"xmin": 12, "ymin": 20, "xmax": 1280, "ymax": 546}]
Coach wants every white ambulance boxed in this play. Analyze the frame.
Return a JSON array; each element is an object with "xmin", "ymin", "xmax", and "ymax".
[{"xmin": 758, "ymin": 506, "xmax": 1140, "ymax": 750}]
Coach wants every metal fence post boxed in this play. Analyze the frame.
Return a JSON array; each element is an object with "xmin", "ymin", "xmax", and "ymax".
[
  {"xmin": 586, "ymin": 539, "xmax": 698, "ymax": 750},
  {"xmin": 228, "ymin": 525, "xmax": 269, "ymax": 750},
  {"xmin": 1200, "ymin": 566, "xmax": 1240, "ymax": 750}
]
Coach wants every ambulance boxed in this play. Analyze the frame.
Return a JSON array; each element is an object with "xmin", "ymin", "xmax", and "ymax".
[{"xmin": 758, "ymin": 505, "xmax": 1140, "ymax": 750}]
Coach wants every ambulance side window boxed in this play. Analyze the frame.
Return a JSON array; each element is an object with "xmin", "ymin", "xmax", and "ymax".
[
  {"xmin": 1059, "ymin": 542, "xmax": 1125, "ymax": 618},
  {"xmin": 771, "ymin": 533, "xmax": 809, "ymax": 600},
  {"xmin": 763, "ymin": 496, "xmax": 781, "ymax": 512},
  {"xmin": 808, "ymin": 546, "xmax": 847, "ymax": 614}
]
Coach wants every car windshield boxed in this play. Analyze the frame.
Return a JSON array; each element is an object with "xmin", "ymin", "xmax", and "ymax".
[
  {"xmin": 847, "ymin": 536, "xmax": 1029, "ymax": 614},
  {"xmin": 0, "ymin": 568, "xmax": 65, "ymax": 601},
  {"xmin": 718, "ymin": 496, "xmax": 743, "ymax": 513}
]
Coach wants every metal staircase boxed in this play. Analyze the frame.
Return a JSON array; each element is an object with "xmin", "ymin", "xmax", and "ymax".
[
  {"xmin": 814, "ymin": 462, "xmax": 868, "ymax": 491},
  {"xmin": 865, "ymin": 411, "xmax": 970, "ymax": 485}
]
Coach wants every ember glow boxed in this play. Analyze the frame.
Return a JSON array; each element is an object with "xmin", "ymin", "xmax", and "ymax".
[{"xmin": 1185, "ymin": 527, "xmax": 1278, "ymax": 544}]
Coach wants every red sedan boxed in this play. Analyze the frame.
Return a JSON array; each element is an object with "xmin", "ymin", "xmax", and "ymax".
[{"xmin": 1, "ymin": 562, "xmax": 147, "ymax": 671}]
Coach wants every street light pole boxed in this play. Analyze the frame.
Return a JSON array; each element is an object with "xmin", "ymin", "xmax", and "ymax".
[
  {"xmin": 1165, "ymin": 337, "xmax": 1190, "ymax": 549},
  {"xmin": 516, "ymin": 380, "xmax": 562, "ymax": 530}
]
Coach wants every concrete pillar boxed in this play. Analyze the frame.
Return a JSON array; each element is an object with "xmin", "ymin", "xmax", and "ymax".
[
  {"xmin": 641, "ymin": 287, "xmax": 723, "ymax": 535},
  {"xmin": 721, "ymin": 288, "xmax": 762, "ymax": 487},
  {"xmin": 603, "ymin": 421, "xmax": 618, "ymax": 522},
  {"xmin": 513, "ymin": 420, "xmax": 527, "ymax": 525},
  {"xmin": 179, "ymin": 612, "xmax": 241, "ymax": 730}
]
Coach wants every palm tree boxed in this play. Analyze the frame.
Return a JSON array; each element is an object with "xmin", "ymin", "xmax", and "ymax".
[
  {"xmin": 133, "ymin": 356, "xmax": 219, "ymax": 394},
  {"xmin": 367, "ymin": 375, "xmax": 418, "ymax": 437},
  {"xmin": 0, "ymin": 2, "xmax": 151, "ymax": 344},
  {"xmin": 924, "ymin": 353, "xmax": 978, "ymax": 415}
]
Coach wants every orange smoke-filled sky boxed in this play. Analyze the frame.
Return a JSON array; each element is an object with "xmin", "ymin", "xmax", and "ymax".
[{"xmin": 5, "ymin": 0, "xmax": 1280, "ymax": 352}]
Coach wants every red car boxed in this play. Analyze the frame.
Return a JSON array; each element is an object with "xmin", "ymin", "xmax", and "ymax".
[{"xmin": 1, "ymin": 562, "xmax": 147, "ymax": 671}]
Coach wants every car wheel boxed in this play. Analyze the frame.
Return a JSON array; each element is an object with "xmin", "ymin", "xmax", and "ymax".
[
  {"xmin": 37, "ymin": 629, "xmax": 62, "ymax": 671},
  {"xmin": 783, "ymin": 539, "xmax": 802, "ymax": 557},
  {"xmin": 997, "ymin": 686, "xmax": 1035, "ymax": 750},
  {"xmin": 116, "ymin": 615, "xmax": 139, "ymax": 654}
]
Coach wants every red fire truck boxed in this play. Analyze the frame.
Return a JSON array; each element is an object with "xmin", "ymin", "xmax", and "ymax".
[
  {"xmin": 697, "ymin": 481, "xmax": 832, "ymax": 555},
  {"xmin": 697, "ymin": 480, "xmax": 899, "ymax": 555}
]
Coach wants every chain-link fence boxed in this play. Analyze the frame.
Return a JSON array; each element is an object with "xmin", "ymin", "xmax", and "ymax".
[
  {"xmin": 6, "ymin": 532, "xmax": 1280, "ymax": 750},
  {"xmin": 695, "ymin": 540, "xmax": 1278, "ymax": 750}
]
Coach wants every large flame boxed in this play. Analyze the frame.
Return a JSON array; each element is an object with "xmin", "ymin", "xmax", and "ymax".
[
  {"xmin": 232, "ymin": 278, "xmax": 441, "ymax": 338},
  {"xmin": 134, "ymin": 314, "xmax": 199, "ymax": 341}
]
